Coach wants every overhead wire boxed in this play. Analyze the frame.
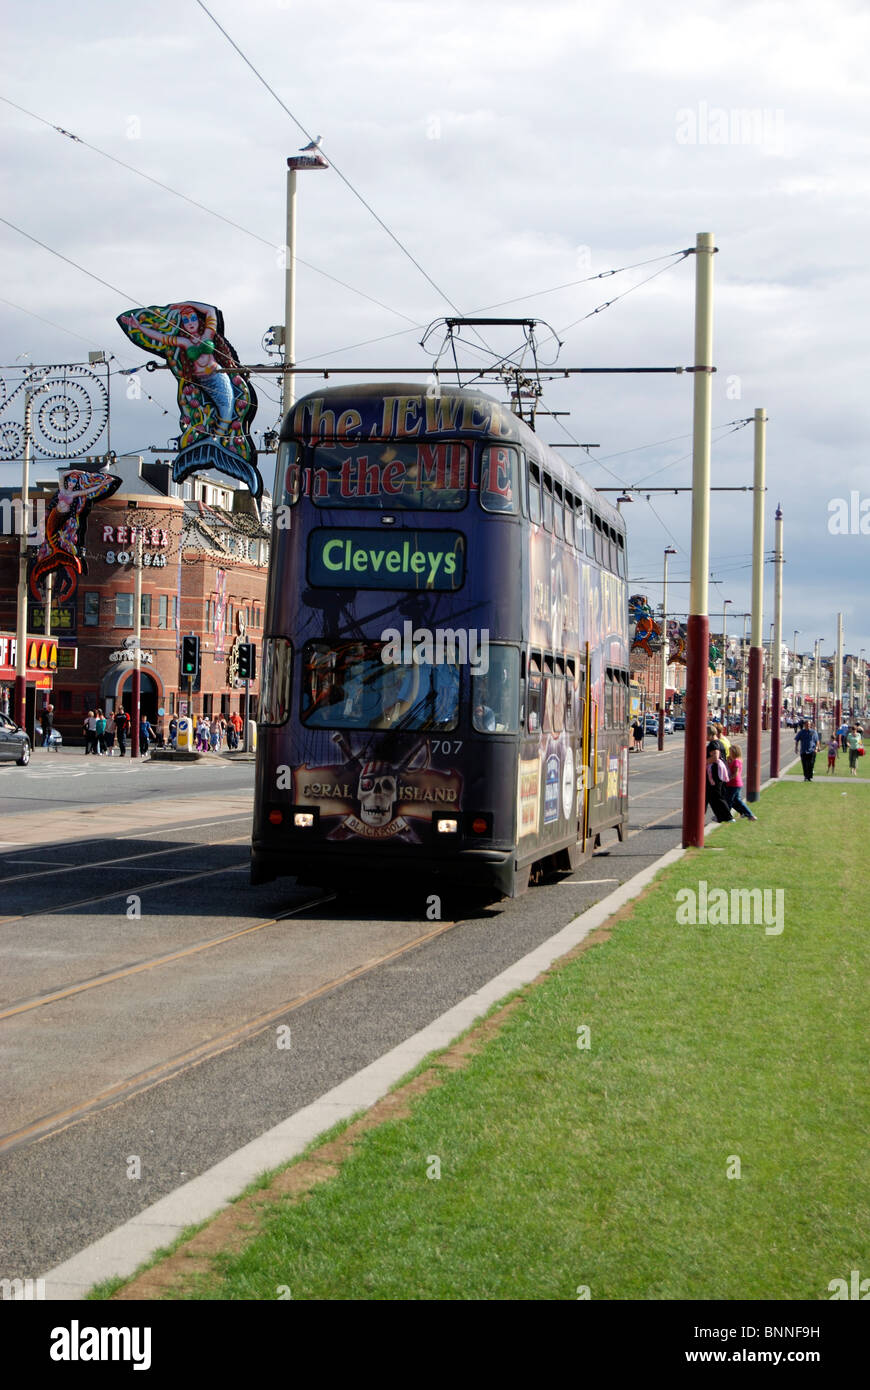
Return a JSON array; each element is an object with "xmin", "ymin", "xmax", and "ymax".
[{"xmin": 0, "ymin": 95, "xmax": 420, "ymax": 328}]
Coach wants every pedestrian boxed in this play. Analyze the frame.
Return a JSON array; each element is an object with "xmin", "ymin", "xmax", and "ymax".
[
  {"xmin": 84, "ymin": 708, "xmax": 98, "ymax": 754},
  {"xmin": 837, "ymin": 721, "xmax": 849, "ymax": 753},
  {"xmin": 826, "ymin": 734, "xmax": 839, "ymax": 774},
  {"xmin": 140, "ymin": 714, "xmax": 155, "ymax": 760},
  {"xmin": 794, "ymin": 720, "xmax": 820, "ymax": 781},
  {"xmin": 705, "ymin": 746, "xmax": 734, "ymax": 822},
  {"xmin": 40, "ymin": 703, "xmax": 54, "ymax": 748},
  {"xmin": 846, "ymin": 725, "xmax": 864, "ymax": 777},
  {"xmin": 632, "ymin": 718, "xmax": 644, "ymax": 752},
  {"xmin": 169, "ymin": 716, "xmax": 178, "ymax": 750},
  {"xmin": 94, "ymin": 708, "xmax": 107, "ymax": 755},
  {"xmin": 103, "ymin": 713, "xmax": 116, "ymax": 756},
  {"xmin": 716, "ymin": 722, "xmax": 731, "ymax": 761},
  {"xmin": 725, "ymin": 743, "xmax": 757, "ymax": 820},
  {"xmin": 114, "ymin": 706, "xmax": 129, "ymax": 756}
]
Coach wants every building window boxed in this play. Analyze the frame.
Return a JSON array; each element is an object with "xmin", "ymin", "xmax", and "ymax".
[
  {"xmin": 158, "ymin": 595, "xmax": 168, "ymax": 629},
  {"xmin": 115, "ymin": 593, "xmax": 134, "ymax": 628},
  {"xmin": 140, "ymin": 594, "xmax": 151, "ymax": 628},
  {"xmin": 84, "ymin": 592, "xmax": 100, "ymax": 627},
  {"xmin": 171, "ymin": 595, "xmax": 178, "ymax": 629},
  {"xmin": 183, "ymin": 481, "xmax": 192, "ymax": 501}
]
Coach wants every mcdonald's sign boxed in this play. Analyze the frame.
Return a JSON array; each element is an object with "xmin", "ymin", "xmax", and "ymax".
[{"xmin": 27, "ymin": 640, "xmax": 58, "ymax": 671}]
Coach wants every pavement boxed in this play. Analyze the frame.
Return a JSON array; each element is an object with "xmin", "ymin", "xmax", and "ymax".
[{"xmin": 30, "ymin": 749, "xmax": 791, "ymax": 1300}]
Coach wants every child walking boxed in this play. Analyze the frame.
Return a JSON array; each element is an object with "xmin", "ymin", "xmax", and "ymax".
[
  {"xmin": 725, "ymin": 743, "xmax": 758, "ymax": 820},
  {"xmin": 827, "ymin": 735, "xmax": 839, "ymax": 774}
]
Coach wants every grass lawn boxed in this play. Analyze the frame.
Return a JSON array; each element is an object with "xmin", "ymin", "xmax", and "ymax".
[{"xmin": 104, "ymin": 781, "xmax": 869, "ymax": 1302}]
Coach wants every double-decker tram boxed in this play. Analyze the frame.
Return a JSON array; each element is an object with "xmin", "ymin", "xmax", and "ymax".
[{"xmin": 253, "ymin": 382, "xmax": 630, "ymax": 898}]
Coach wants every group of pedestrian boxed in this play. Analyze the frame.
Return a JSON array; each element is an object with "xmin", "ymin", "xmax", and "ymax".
[
  {"xmin": 705, "ymin": 721, "xmax": 758, "ymax": 823},
  {"xmin": 190, "ymin": 711, "xmax": 243, "ymax": 752},
  {"xmin": 826, "ymin": 723, "xmax": 864, "ymax": 777},
  {"xmin": 83, "ymin": 708, "xmax": 112, "ymax": 755}
]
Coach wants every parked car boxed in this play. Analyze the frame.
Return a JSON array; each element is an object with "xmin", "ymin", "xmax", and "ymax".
[
  {"xmin": 0, "ymin": 712, "xmax": 32, "ymax": 764},
  {"xmin": 672, "ymin": 713, "xmax": 686, "ymax": 730},
  {"xmin": 644, "ymin": 713, "xmax": 674, "ymax": 734},
  {"xmin": 43, "ymin": 728, "xmax": 63, "ymax": 749}
]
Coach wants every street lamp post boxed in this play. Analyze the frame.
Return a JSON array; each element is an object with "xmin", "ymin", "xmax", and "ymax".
[
  {"xmin": 746, "ymin": 407, "xmax": 767, "ymax": 803},
  {"xmin": 792, "ymin": 629, "xmax": 800, "ymax": 714},
  {"xmin": 860, "ymin": 648, "xmax": 866, "ymax": 718},
  {"xmin": 659, "ymin": 547, "xmax": 676, "ymax": 750},
  {"xmin": 14, "ymin": 372, "xmax": 48, "ymax": 731},
  {"xmin": 273, "ymin": 147, "xmax": 328, "ymax": 505}
]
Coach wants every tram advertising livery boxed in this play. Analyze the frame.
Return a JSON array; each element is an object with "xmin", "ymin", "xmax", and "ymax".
[{"xmin": 252, "ymin": 383, "xmax": 629, "ymax": 898}]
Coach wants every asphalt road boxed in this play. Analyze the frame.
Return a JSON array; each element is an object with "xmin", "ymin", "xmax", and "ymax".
[{"xmin": 0, "ymin": 734, "xmax": 781, "ymax": 1282}]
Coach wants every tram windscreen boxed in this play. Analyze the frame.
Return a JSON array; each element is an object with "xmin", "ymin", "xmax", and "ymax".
[
  {"xmin": 301, "ymin": 641, "xmax": 459, "ymax": 731},
  {"xmin": 306, "ymin": 441, "xmax": 469, "ymax": 509}
]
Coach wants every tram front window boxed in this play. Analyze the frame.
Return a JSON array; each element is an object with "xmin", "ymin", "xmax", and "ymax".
[
  {"xmin": 471, "ymin": 645, "xmax": 520, "ymax": 733},
  {"xmin": 302, "ymin": 641, "xmax": 459, "ymax": 731}
]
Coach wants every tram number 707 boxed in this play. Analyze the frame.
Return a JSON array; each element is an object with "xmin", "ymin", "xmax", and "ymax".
[{"xmin": 431, "ymin": 740, "xmax": 463, "ymax": 755}]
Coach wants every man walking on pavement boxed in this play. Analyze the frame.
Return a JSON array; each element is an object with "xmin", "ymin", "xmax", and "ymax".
[
  {"xmin": 795, "ymin": 720, "xmax": 820, "ymax": 781},
  {"xmin": 114, "ymin": 705, "xmax": 129, "ymax": 757},
  {"xmin": 139, "ymin": 713, "xmax": 155, "ymax": 761}
]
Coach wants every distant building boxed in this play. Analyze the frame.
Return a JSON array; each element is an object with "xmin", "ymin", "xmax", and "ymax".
[{"xmin": 0, "ymin": 456, "xmax": 270, "ymax": 742}]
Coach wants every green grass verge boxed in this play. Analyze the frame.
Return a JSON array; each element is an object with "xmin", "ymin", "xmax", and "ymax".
[{"xmin": 145, "ymin": 783, "xmax": 870, "ymax": 1300}]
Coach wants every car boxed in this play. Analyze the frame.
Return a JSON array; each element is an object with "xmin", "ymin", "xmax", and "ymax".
[
  {"xmin": 672, "ymin": 713, "xmax": 686, "ymax": 730},
  {"xmin": 644, "ymin": 713, "xmax": 674, "ymax": 734},
  {"xmin": 0, "ymin": 712, "xmax": 32, "ymax": 764}
]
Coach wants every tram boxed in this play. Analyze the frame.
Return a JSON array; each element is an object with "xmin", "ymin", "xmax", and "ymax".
[{"xmin": 252, "ymin": 382, "xmax": 630, "ymax": 898}]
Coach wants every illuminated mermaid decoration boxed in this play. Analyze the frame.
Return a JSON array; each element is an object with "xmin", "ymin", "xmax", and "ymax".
[
  {"xmin": 30, "ymin": 468, "xmax": 122, "ymax": 603},
  {"xmin": 117, "ymin": 301, "xmax": 262, "ymax": 499}
]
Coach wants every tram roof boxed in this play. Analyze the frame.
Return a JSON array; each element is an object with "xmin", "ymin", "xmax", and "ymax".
[{"xmin": 284, "ymin": 381, "xmax": 624, "ymax": 532}]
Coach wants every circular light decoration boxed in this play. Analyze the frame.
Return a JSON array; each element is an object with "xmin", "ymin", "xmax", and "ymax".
[
  {"xmin": 0, "ymin": 365, "xmax": 109, "ymax": 460},
  {"xmin": 30, "ymin": 366, "xmax": 109, "ymax": 457}
]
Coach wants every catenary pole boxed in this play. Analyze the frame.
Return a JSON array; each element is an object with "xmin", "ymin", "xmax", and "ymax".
[
  {"xmin": 770, "ymin": 505, "xmax": 783, "ymax": 776},
  {"xmin": 681, "ymin": 232, "xmax": 717, "ymax": 848},
  {"xmin": 834, "ymin": 612, "xmax": 843, "ymax": 731},
  {"xmin": 658, "ymin": 546, "xmax": 676, "ymax": 750},
  {"xmin": 746, "ymin": 407, "xmax": 766, "ymax": 803}
]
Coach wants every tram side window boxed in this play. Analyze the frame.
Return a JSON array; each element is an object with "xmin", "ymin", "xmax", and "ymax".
[
  {"xmin": 529, "ymin": 463, "xmax": 542, "ymax": 525},
  {"xmin": 471, "ymin": 645, "xmax": 520, "ymax": 733},
  {"xmin": 260, "ymin": 637, "xmax": 292, "ymax": 726},
  {"xmin": 552, "ymin": 657, "xmax": 566, "ymax": 733},
  {"xmin": 615, "ymin": 533, "xmax": 625, "ymax": 576},
  {"xmin": 543, "ymin": 474, "xmax": 554, "ymax": 532},
  {"xmin": 563, "ymin": 491, "xmax": 574, "ymax": 546},
  {"xmin": 527, "ymin": 652, "xmax": 543, "ymax": 731},
  {"xmin": 543, "ymin": 655, "xmax": 555, "ymax": 733},
  {"xmin": 553, "ymin": 482, "xmax": 564, "ymax": 540},
  {"xmin": 480, "ymin": 445, "xmax": 519, "ymax": 514},
  {"xmin": 277, "ymin": 442, "xmax": 302, "ymax": 506},
  {"xmin": 594, "ymin": 516, "xmax": 604, "ymax": 565},
  {"xmin": 584, "ymin": 505, "xmax": 596, "ymax": 559},
  {"xmin": 608, "ymin": 526, "xmax": 619, "ymax": 573},
  {"xmin": 565, "ymin": 657, "xmax": 576, "ymax": 730}
]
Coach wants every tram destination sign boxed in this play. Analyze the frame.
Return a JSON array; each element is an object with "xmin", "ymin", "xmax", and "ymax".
[{"xmin": 308, "ymin": 528, "xmax": 465, "ymax": 591}]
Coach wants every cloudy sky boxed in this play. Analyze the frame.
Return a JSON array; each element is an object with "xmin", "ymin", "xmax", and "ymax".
[{"xmin": 2, "ymin": 0, "xmax": 869, "ymax": 666}]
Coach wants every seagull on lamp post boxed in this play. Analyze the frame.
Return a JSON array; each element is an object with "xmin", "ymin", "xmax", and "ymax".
[{"xmin": 299, "ymin": 136, "xmax": 322, "ymax": 153}]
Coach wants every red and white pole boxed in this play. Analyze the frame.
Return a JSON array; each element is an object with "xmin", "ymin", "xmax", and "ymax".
[
  {"xmin": 682, "ymin": 233, "xmax": 717, "ymax": 848},
  {"xmin": 770, "ymin": 504, "xmax": 783, "ymax": 777},
  {"xmin": 746, "ymin": 408, "xmax": 767, "ymax": 802}
]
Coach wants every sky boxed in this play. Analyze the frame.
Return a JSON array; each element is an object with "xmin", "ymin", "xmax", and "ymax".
[{"xmin": 2, "ymin": 0, "xmax": 869, "ymax": 665}]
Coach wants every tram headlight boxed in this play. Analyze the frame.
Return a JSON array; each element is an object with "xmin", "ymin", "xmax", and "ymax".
[
  {"xmin": 294, "ymin": 812, "xmax": 315, "ymax": 829},
  {"xmin": 435, "ymin": 817, "xmax": 459, "ymax": 834}
]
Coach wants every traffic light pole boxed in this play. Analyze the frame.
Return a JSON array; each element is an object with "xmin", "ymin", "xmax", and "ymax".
[{"xmin": 243, "ymin": 679, "xmax": 250, "ymax": 753}]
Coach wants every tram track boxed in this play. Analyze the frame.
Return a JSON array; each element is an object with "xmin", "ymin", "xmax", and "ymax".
[
  {"xmin": 0, "ymin": 814, "xmax": 253, "ymax": 887},
  {"xmin": 0, "ymin": 904, "xmax": 463, "ymax": 1156},
  {"xmin": 0, "ymin": 837, "xmax": 250, "ymax": 926}
]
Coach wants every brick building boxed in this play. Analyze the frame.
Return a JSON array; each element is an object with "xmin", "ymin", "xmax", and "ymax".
[{"xmin": 0, "ymin": 456, "xmax": 269, "ymax": 744}]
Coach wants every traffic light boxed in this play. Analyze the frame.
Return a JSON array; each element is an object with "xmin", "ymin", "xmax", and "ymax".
[
  {"xmin": 237, "ymin": 642, "xmax": 256, "ymax": 681},
  {"xmin": 181, "ymin": 634, "xmax": 200, "ymax": 678}
]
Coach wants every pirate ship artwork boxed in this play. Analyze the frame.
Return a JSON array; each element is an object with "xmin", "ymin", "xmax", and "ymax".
[
  {"xmin": 29, "ymin": 467, "xmax": 122, "ymax": 602},
  {"xmin": 117, "ymin": 301, "xmax": 261, "ymax": 498}
]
